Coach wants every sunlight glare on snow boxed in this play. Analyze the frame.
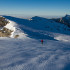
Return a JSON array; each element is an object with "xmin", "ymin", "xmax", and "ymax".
[
  {"xmin": 54, "ymin": 35, "xmax": 69, "ymax": 42},
  {"xmin": 5, "ymin": 20, "xmax": 16, "ymax": 38}
]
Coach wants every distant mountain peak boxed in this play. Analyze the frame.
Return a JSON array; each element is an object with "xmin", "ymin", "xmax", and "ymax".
[
  {"xmin": 65, "ymin": 14, "xmax": 70, "ymax": 18},
  {"xmin": 31, "ymin": 16, "xmax": 47, "ymax": 20},
  {"xmin": 52, "ymin": 14, "xmax": 70, "ymax": 27}
]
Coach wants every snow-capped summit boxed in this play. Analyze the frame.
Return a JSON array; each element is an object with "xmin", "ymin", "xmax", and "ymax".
[
  {"xmin": 31, "ymin": 16, "xmax": 47, "ymax": 20},
  {"xmin": 63, "ymin": 14, "xmax": 70, "ymax": 21},
  {"xmin": 53, "ymin": 14, "xmax": 70, "ymax": 27},
  {"xmin": 31, "ymin": 16, "xmax": 50, "ymax": 22},
  {"xmin": 65, "ymin": 14, "xmax": 70, "ymax": 18},
  {"xmin": 3, "ymin": 15, "xmax": 70, "ymax": 36}
]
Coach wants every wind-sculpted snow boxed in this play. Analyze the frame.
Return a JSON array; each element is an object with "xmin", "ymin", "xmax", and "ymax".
[
  {"xmin": 0, "ymin": 37, "xmax": 70, "ymax": 70},
  {"xmin": 3, "ymin": 16, "xmax": 56, "ymax": 40},
  {"xmin": 0, "ymin": 16, "xmax": 70, "ymax": 70},
  {"xmin": 3, "ymin": 16, "xmax": 70, "ymax": 35}
]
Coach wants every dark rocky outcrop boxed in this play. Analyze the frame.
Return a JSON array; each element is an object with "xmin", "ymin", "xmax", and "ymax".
[
  {"xmin": 0, "ymin": 16, "xmax": 13, "ymax": 37},
  {"xmin": 0, "ymin": 17, "xmax": 9, "ymax": 27},
  {"xmin": 14, "ymin": 35, "xmax": 19, "ymax": 38},
  {"xmin": 0, "ymin": 27, "xmax": 12, "ymax": 37},
  {"xmin": 52, "ymin": 15, "xmax": 70, "ymax": 27}
]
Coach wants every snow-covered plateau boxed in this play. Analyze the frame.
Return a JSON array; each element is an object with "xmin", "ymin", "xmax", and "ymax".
[{"xmin": 0, "ymin": 15, "xmax": 70, "ymax": 70}]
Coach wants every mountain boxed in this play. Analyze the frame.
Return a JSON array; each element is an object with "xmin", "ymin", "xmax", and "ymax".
[
  {"xmin": 1, "ymin": 15, "xmax": 70, "ymax": 40},
  {"xmin": 52, "ymin": 14, "xmax": 70, "ymax": 27},
  {"xmin": 0, "ymin": 16, "xmax": 13, "ymax": 37},
  {"xmin": 29, "ymin": 16, "xmax": 70, "ymax": 34},
  {"xmin": 3, "ymin": 15, "xmax": 70, "ymax": 35},
  {"xmin": 0, "ymin": 15, "xmax": 70, "ymax": 70}
]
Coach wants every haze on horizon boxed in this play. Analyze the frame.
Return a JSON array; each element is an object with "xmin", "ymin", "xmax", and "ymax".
[{"xmin": 0, "ymin": 0, "xmax": 70, "ymax": 18}]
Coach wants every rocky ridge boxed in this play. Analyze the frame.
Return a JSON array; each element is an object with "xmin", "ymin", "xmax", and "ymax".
[{"xmin": 0, "ymin": 16, "xmax": 13, "ymax": 37}]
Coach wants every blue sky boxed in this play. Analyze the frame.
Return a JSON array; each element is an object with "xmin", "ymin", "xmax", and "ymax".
[{"xmin": 0, "ymin": 0, "xmax": 70, "ymax": 17}]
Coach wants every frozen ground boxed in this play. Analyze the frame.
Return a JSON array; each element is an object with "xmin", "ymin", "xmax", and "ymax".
[{"xmin": 0, "ymin": 16, "xmax": 70, "ymax": 70}]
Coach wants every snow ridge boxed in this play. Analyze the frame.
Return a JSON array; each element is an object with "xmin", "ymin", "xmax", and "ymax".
[{"xmin": 0, "ymin": 16, "xmax": 70, "ymax": 70}]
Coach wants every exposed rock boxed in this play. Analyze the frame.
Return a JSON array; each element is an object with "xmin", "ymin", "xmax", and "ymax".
[
  {"xmin": 0, "ymin": 16, "xmax": 13, "ymax": 37},
  {"xmin": 14, "ymin": 35, "xmax": 19, "ymax": 38},
  {"xmin": 0, "ymin": 17, "xmax": 9, "ymax": 27},
  {"xmin": 52, "ymin": 15, "xmax": 70, "ymax": 27},
  {"xmin": 0, "ymin": 27, "xmax": 13, "ymax": 37}
]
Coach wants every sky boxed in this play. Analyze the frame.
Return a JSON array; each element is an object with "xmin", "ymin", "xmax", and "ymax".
[{"xmin": 0, "ymin": 0, "xmax": 70, "ymax": 17}]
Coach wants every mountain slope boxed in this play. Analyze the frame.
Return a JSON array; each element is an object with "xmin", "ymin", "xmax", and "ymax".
[
  {"xmin": 0, "ymin": 16, "xmax": 70, "ymax": 70},
  {"xmin": 0, "ymin": 16, "xmax": 13, "ymax": 37},
  {"xmin": 52, "ymin": 15, "xmax": 70, "ymax": 27},
  {"xmin": 3, "ymin": 16, "xmax": 70, "ymax": 41},
  {"xmin": 4, "ymin": 16, "xmax": 70, "ymax": 34}
]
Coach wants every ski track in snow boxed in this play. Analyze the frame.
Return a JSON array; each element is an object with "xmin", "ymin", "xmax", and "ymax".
[{"xmin": 0, "ymin": 17, "xmax": 70, "ymax": 70}]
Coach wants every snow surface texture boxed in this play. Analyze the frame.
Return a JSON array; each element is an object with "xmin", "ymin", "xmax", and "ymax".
[
  {"xmin": 4, "ymin": 20, "xmax": 16, "ymax": 38},
  {"xmin": 4, "ymin": 19, "xmax": 24, "ymax": 38},
  {"xmin": 0, "ymin": 16, "xmax": 70, "ymax": 70}
]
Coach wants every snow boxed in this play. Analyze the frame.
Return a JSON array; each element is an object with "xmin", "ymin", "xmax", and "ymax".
[
  {"xmin": 5, "ymin": 20, "xmax": 15, "ymax": 31},
  {"xmin": 0, "ymin": 37, "xmax": 70, "ymax": 70},
  {"xmin": 4, "ymin": 20, "xmax": 16, "ymax": 38},
  {"xmin": 54, "ymin": 34, "xmax": 70, "ymax": 42},
  {"xmin": 4, "ymin": 20, "xmax": 24, "ymax": 38},
  {"xmin": 0, "ymin": 16, "xmax": 70, "ymax": 70}
]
